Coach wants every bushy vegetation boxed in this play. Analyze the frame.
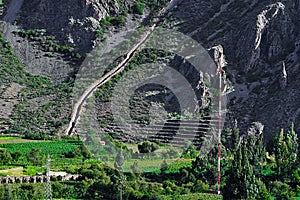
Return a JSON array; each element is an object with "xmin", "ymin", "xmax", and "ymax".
[
  {"xmin": 12, "ymin": 29, "xmax": 81, "ymax": 60},
  {"xmin": 0, "ymin": 30, "xmax": 74, "ymax": 137},
  {"xmin": 221, "ymin": 123, "xmax": 299, "ymax": 199},
  {"xmin": 0, "ymin": 183, "xmax": 45, "ymax": 200},
  {"xmin": 133, "ymin": 1, "xmax": 146, "ymax": 15},
  {"xmin": 0, "ymin": 122, "xmax": 299, "ymax": 199}
]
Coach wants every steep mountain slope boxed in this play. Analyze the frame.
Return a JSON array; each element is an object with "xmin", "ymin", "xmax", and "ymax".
[
  {"xmin": 168, "ymin": 0, "xmax": 300, "ymax": 140},
  {"xmin": 0, "ymin": 0, "xmax": 171, "ymax": 137},
  {"xmin": 0, "ymin": 0, "xmax": 299, "ymax": 142},
  {"xmin": 18, "ymin": 0, "xmax": 129, "ymax": 53}
]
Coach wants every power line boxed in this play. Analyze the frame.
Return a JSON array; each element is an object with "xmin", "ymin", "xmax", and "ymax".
[
  {"xmin": 217, "ymin": 56, "xmax": 223, "ymax": 195},
  {"xmin": 45, "ymin": 154, "xmax": 52, "ymax": 200}
]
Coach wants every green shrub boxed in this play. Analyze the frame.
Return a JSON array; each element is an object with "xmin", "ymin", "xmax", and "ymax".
[
  {"xmin": 269, "ymin": 181, "xmax": 294, "ymax": 199},
  {"xmin": 295, "ymin": 185, "xmax": 300, "ymax": 197},
  {"xmin": 192, "ymin": 180, "xmax": 209, "ymax": 193},
  {"xmin": 23, "ymin": 166, "xmax": 44, "ymax": 176},
  {"xmin": 110, "ymin": 16, "xmax": 126, "ymax": 26},
  {"xmin": 133, "ymin": 2, "xmax": 145, "ymax": 14},
  {"xmin": 256, "ymin": 179, "xmax": 272, "ymax": 200},
  {"xmin": 101, "ymin": 16, "xmax": 126, "ymax": 27}
]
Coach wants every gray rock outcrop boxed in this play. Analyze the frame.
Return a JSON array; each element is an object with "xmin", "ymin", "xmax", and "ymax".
[{"xmin": 170, "ymin": 0, "xmax": 300, "ymax": 140}]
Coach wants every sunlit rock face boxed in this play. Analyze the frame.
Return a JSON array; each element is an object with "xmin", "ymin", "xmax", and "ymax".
[
  {"xmin": 18, "ymin": 0, "xmax": 129, "ymax": 53},
  {"xmin": 170, "ymin": 0, "xmax": 300, "ymax": 140}
]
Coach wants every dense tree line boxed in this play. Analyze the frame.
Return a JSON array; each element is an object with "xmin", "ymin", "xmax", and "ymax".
[
  {"xmin": 48, "ymin": 123, "xmax": 299, "ymax": 199},
  {"xmin": 218, "ymin": 123, "xmax": 298, "ymax": 199},
  {"xmin": 0, "ymin": 123, "xmax": 299, "ymax": 199}
]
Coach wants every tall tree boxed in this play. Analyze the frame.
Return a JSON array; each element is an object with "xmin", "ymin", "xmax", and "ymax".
[
  {"xmin": 241, "ymin": 141, "xmax": 259, "ymax": 199},
  {"xmin": 223, "ymin": 140, "xmax": 259, "ymax": 199},
  {"xmin": 272, "ymin": 124, "xmax": 298, "ymax": 180},
  {"xmin": 247, "ymin": 133, "xmax": 266, "ymax": 177},
  {"xmin": 114, "ymin": 149, "xmax": 124, "ymax": 171},
  {"xmin": 232, "ymin": 120, "xmax": 240, "ymax": 150}
]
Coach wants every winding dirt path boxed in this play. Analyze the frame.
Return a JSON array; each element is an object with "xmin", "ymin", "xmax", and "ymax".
[{"xmin": 66, "ymin": 0, "xmax": 183, "ymax": 135}]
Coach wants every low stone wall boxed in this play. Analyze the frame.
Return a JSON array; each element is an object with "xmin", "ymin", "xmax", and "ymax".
[{"xmin": 0, "ymin": 174, "xmax": 80, "ymax": 184}]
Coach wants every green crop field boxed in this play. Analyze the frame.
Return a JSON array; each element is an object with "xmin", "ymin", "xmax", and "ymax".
[
  {"xmin": 0, "ymin": 140, "xmax": 86, "ymax": 174},
  {"xmin": 0, "ymin": 140, "xmax": 82, "ymax": 155}
]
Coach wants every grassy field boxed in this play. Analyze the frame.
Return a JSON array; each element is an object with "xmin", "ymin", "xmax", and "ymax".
[
  {"xmin": 161, "ymin": 193, "xmax": 223, "ymax": 200},
  {"xmin": 105, "ymin": 158, "xmax": 193, "ymax": 173},
  {"xmin": 0, "ymin": 136, "xmax": 50, "ymax": 144},
  {"xmin": 0, "ymin": 138, "xmax": 84, "ymax": 174},
  {"xmin": 0, "ymin": 167, "xmax": 23, "ymax": 176},
  {"xmin": 0, "ymin": 137, "xmax": 21, "ymax": 140}
]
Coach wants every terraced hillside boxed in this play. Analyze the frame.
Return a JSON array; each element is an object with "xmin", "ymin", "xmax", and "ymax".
[
  {"xmin": 0, "ymin": 0, "xmax": 174, "ymax": 138},
  {"xmin": 76, "ymin": 0, "xmax": 300, "ymax": 146}
]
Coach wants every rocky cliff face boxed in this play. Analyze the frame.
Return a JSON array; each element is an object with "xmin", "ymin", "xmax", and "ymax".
[
  {"xmin": 1, "ymin": 0, "xmax": 299, "ymax": 140},
  {"xmin": 19, "ymin": 0, "xmax": 130, "ymax": 53},
  {"xmin": 1, "ymin": 0, "xmax": 145, "ymax": 84},
  {"xmin": 0, "ymin": 0, "xmax": 134, "ymax": 135},
  {"xmin": 169, "ymin": 0, "xmax": 300, "ymax": 140}
]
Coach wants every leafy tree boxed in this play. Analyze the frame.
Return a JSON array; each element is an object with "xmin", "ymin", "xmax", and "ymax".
[
  {"xmin": 4, "ymin": 183, "xmax": 45, "ymax": 200},
  {"xmin": 240, "ymin": 141, "xmax": 259, "ymax": 199},
  {"xmin": 80, "ymin": 145, "xmax": 92, "ymax": 161},
  {"xmin": 256, "ymin": 179, "xmax": 272, "ymax": 200},
  {"xmin": 192, "ymin": 147, "xmax": 218, "ymax": 184},
  {"xmin": 269, "ymin": 181, "xmax": 294, "ymax": 200},
  {"xmin": 163, "ymin": 180, "xmax": 179, "ymax": 195},
  {"xmin": 247, "ymin": 133, "xmax": 266, "ymax": 177},
  {"xmin": 64, "ymin": 147, "xmax": 81, "ymax": 158},
  {"xmin": 272, "ymin": 124, "xmax": 298, "ymax": 180},
  {"xmin": 192, "ymin": 180, "xmax": 209, "ymax": 193},
  {"xmin": 114, "ymin": 150, "xmax": 124, "ymax": 171},
  {"xmin": 182, "ymin": 142, "xmax": 198, "ymax": 159},
  {"xmin": 131, "ymin": 161, "xmax": 142, "ymax": 174},
  {"xmin": 11, "ymin": 151, "xmax": 22, "ymax": 162},
  {"xmin": 293, "ymin": 168, "xmax": 300, "ymax": 181},
  {"xmin": 231, "ymin": 119, "xmax": 240, "ymax": 150},
  {"xmin": 80, "ymin": 164, "xmax": 118, "ymax": 199},
  {"xmin": 138, "ymin": 141, "xmax": 159, "ymax": 156},
  {"xmin": 52, "ymin": 181, "xmax": 64, "ymax": 198},
  {"xmin": 0, "ymin": 149, "xmax": 12, "ymax": 165},
  {"xmin": 223, "ymin": 141, "xmax": 259, "ymax": 199},
  {"xmin": 27, "ymin": 148, "xmax": 44, "ymax": 166},
  {"xmin": 295, "ymin": 185, "xmax": 300, "ymax": 197},
  {"xmin": 133, "ymin": 2, "xmax": 145, "ymax": 15}
]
